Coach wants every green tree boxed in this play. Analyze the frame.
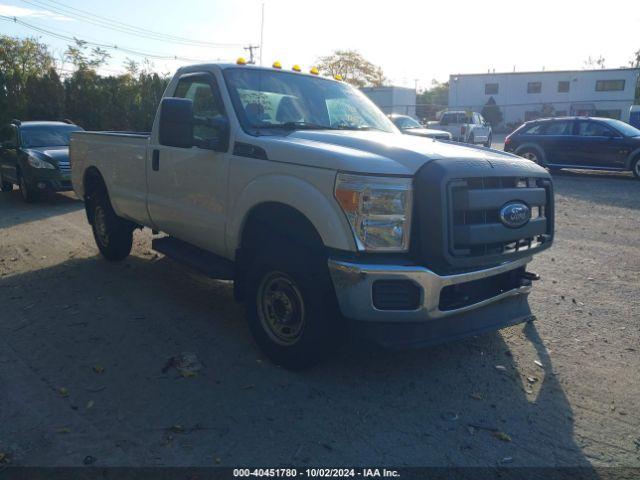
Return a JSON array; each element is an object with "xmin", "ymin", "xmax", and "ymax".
[
  {"xmin": 0, "ymin": 36, "xmax": 57, "ymax": 124},
  {"xmin": 416, "ymin": 79, "xmax": 449, "ymax": 119},
  {"xmin": 316, "ymin": 50, "xmax": 386, "ymax": 87},
  {"xmin": 24, "ymin": 68, "xmax": 65, "ymax": 120},
  {"xmin": 481, "ymin": 97, "xmax": 503, "ymax": 127},
  {"xmin": 65, "ymin": 39, "xmax": 111, "ymax": 71}
]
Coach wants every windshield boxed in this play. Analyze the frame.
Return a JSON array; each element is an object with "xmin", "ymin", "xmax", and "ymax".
[
  {"xmin": 21, "ymin": 125, "xmax": 84, "ymax": 148},
  {"xmin": 393, "ymin": 116, "xmax": 421, "ymax": 129},
  {"xmin": 223, "ymin": 68, "xmax": 397, "ymax": 134},
  {"xmin": 605, "ymin": 119, "xmax": 640, "ymax": 137}
]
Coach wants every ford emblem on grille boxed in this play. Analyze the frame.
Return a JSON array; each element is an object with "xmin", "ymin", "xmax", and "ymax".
[{"xmin": 499, "ymin": 202, "xmax": 531, "ymax": 228}]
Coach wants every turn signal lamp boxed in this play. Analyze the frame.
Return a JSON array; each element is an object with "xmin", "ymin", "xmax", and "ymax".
[
  {"xmin": 236, "ymin": 57, "xmax": 247, "ymax": 65},
  {"xmin": 310, "ymin": 66, "xmax": 319, "ymax": 75},
  {"xmin": 292, "ymin": 64, "xmax": 301, "ymax": 72},
  {"xmin": 272, "ymin": 61, "xmax": 282, "ymax": 69},
  {"xmin": 334, "ymin": 74, "xmax": 343, "ymax": 81}
]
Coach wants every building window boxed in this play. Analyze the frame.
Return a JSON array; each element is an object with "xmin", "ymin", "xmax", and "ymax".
[
  {"xmin": 527, "ymin": 82, "xmax": 542, "ymax": 94},
  {"xmin": 485, "ymin": 83, "xmax": 498, "ymax": 95},
  {"xmin": 595, "ymin": 109, "xmax": 622, "ymax": 120},
  {"xmin": 595, "ymin": 80, "xmax": 625, "ymax": 91},
  {"xmin": 558, "ymin": 81, "xmax": 570, "ymax": 93}
]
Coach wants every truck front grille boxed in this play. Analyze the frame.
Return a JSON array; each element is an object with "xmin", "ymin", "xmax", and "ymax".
[
  {"xmin": 448, "ymin": 176, "xmax": 552, "ymax": 260},
  {"xmin": 412, "ymin": 159, "xmax": 554, "ymax": 274}
]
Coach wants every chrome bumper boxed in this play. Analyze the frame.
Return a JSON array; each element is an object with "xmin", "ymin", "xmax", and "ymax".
[{"xmin": 328, "ymin": 256, "xmax": 532, "ymax": 322}]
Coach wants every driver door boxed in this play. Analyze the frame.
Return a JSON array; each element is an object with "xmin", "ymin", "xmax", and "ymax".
[{"xmin": 147, "ymin": 72, "xmax": 231, "ymax": 256}]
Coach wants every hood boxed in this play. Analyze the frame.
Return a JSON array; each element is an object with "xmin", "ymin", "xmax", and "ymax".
[
  {"xmin": 256, "ymin": 130, "xmax": 522, "ymax": 176},
  {"xmin": 24, "ymin": 146, "xmax": 69, "ymax": 166}
]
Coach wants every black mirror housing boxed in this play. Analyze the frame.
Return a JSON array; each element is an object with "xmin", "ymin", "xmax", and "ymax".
[{"xmin": 159, "ymin": 98, "xmax": 194, "ymax": 148}]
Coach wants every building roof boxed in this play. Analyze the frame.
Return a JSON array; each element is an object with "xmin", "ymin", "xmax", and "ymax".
[{"xmin": 450, "ymin": 67, "xmax": 640, "ymax": 78}]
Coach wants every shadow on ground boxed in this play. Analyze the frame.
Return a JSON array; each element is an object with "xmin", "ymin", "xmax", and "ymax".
[
  {"xmin": 0, "ymin": 253, "xmax": 592, "ymax": 468},
  {"xmin": 0, "ymin": 190, "xmax": 83, "ymax": 229}
]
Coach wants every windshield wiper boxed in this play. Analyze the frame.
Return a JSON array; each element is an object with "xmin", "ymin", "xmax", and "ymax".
[
  {"xmin": 332, "ymin": 125, "xmax": 384, "ymax": 132},
  {"xmin": 254, "ymin": 121, "xmax": 332, "ymax": 131}
]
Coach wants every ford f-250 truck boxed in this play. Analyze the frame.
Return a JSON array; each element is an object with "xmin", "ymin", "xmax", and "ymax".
[{"xmin": 71, "ymin": 61, "xmax": 554, "ymax": 369}]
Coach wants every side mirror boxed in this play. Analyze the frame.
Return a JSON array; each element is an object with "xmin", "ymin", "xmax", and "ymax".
[{"xmin": 159, "ymin": 97, "xmax": 194, "ymax": 148}]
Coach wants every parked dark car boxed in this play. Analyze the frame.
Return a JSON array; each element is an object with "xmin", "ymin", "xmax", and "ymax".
[
  {"xmin": 388, "ymin": 114, "xmax": 452, "ymax": 140},
  {"xmin": 504, "ymin": 117, "xmax": 640, "ymax": 179},
  {"xmin": 0, "ymin": 120, "xmax": 84, "ymax": 201}
]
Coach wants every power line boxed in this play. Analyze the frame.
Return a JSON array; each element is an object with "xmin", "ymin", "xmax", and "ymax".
[
  {"xmin": 19, "ymin": 0, "xmax": 245, "ymax": 48},
  {"xmin": 0, "ymin": 15, "xmax": 219, "ymax": 63}
]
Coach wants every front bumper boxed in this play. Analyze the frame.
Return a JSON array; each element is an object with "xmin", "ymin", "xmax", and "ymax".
[
  {"xmin": 328, "ymin": 256, "xmax": 534, "ymax": 347},
  {"xmin": 24, "ymin": 168, "xmax": 73, "ymax": 191}
]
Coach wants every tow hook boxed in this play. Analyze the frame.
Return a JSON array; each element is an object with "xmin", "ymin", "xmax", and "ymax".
[{"xmin": 520, "ymin": 271, "xmax": 540, "ymax": 287}]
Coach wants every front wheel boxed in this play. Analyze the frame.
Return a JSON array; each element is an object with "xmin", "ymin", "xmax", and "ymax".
[
  {"xmin": 468, "ymin": 133, "xmax": 475, "ymax": 145},
  {"xmin": 89, "ymin": 188, "xmax": 133, "ymax": 261},
  {"xmin": 245, "ymin": 240, "xmax": 341, "ymax": 370},
  {"xmin": 632, "ymin": 157, "xmax": 640, "ymax": 180},
  {"xmin": 484, "ymin": 134, "xmax": 492, "ymax": 148},
  {"xmin": 18, "ymin": 172, "xmax": 37, "ymax": 203}
]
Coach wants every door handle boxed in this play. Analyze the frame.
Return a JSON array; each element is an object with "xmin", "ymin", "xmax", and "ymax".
[{"xmin": 152, "ymin": 150, "xmax": 160, "ymax": 171}]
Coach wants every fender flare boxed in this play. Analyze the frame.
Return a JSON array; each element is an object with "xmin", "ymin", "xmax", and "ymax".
[
  {"xmin": 227, "ymin": 173, "xmax": 356, "ymax": 255},
  {"xmin": 625, "ymin": 147, "xmax": 640, "ymax": 170}
]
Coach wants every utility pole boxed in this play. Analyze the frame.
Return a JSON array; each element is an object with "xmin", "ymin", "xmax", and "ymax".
[
  {"xmin": 259, "ymin": 2, "xmax": 265, "ymax": 66},
  {"xmin": 244, "ymin": 45, "xmax": 260, "ymax": 64}
]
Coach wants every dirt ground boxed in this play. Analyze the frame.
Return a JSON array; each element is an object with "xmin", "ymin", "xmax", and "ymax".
[{"xmin": 0, "ymin": 169, "xmax": 639, "ymax": 468}]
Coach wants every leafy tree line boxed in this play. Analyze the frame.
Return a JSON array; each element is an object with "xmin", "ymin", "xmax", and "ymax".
[{"xmin": 0, "ymin": 36, "xmax": 169, "ymax": 132}]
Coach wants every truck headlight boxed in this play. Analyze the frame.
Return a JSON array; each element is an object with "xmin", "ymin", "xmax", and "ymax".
[
  {"xmin": 27, "ymin": 156, "xmax": 55, "ymax": 169},
  {"xmin": 335, "ymin": 173, "xmax": 413, "ymax": 252}
]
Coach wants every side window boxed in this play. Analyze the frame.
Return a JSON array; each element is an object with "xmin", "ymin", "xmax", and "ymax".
[
  {"xmin": 522, "ymin": 124, "xmax": 543, "ymax": 135},
  {"xmin": 578, "ymin": 121, "xmax": 618, "ymax": 137},
  {"xmin": 174, "ymin": 75, "xmax": 227, "ymax": 149},
  {"xmin": 542, "ymin": 121, "xmax": 573, "ymax": 136}
]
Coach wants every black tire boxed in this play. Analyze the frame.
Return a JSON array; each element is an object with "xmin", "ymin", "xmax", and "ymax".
[
  {"xmin": 18, "ymin": 171, "xmax": 37, "ymax": 203},
  {"xmin": 245, "ymin": 239, "xmax": 341, "ymax": 370},
  {"xmin": 468, "ymin": 133, "xmax": 475, "ymax": 145},
  {"xmin": 517, "ymin": 147, "xmax": 544, "ymax": 166},
  {"xmin": 484, "ymin": 134, "xmax": 492, "ymax": 148},
  {"xmin": 89, "ymin": 187, "xmax": 133, "ymax": 261},
  {"xmin": 632, "ymin": 156, "xmax": 640, "ymax": 180},
  {"xmin": 0, "ymin": 174, "xmax": 13, "ymax": 192}
]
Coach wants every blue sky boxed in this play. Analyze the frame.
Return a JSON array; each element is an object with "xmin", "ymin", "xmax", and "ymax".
[{"xmin": 1, "ymin": 0, "xmax": 639, "ymax": 89}]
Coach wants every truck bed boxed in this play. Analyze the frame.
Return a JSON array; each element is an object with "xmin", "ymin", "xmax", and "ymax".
[{"xmin": 70, "ymin": 130, "xmax": 152, "ymax": 226}]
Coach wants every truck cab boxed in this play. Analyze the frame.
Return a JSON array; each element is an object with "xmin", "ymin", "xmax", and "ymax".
[
  {"xmin": 429, "ymin": 110, "xmax": 492, "ymax": 146},
  {"xmin": 71, "ymin": 61, "xmax": 554, "ymax": 369}
]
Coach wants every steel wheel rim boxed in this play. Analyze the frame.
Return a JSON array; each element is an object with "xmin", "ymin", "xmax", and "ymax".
[
  {"xmin": 257, "ymin": 271, "xmax": 305, "ymax": 346},
  {"xmin": 94, "ymin": 205, "xmax": 109, "ymax": 247},
  {"xmin": 635, "ymin": 161, "xmax": 640, "ymax": 176},
  {"xmin": 522, "ymin": 151, "xmax": 538, "ymax": 163}
]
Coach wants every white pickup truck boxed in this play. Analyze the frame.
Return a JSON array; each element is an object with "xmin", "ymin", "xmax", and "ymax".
[
  {"xmin": 71, "ymin": 62, "xmax": 554, "ymax": 369},
  {"xmin": 428, "ymin": 110, "xmax": 493, "ymax": 146}
]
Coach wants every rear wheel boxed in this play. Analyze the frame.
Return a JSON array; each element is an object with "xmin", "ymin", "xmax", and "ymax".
[
  {"xmin": 0, "ymin": 174, "xmax": 13, "ymax": 192},
  {"xmin": 632, "ymin": 156, "xmax": 640, "ymax": 179},
  {"xmin": 468, "ymin": 133, "xmax": 475, "ymax": 145},
  {"xmin": 484, "ymin": 134, "xmax": 492, "ymax": 148},
  {"xmin": 245, "ymin": 239, "xmax": 341, "ymax": 370},
  {"xmin": 89, "ymin": 187, "xmax": 133, "ymax": 261},
  {"xmin": 18, "ymin": 171, "xmax": 37, "ymax": 203},
  {"xmin": 518, "ymin": 147, "xmax": 543, "ymax": 166}
]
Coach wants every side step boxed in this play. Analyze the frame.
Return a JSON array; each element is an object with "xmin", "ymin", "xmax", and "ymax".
[{"xmin": 152, "ymin": 236, "xmax": 234, "ymax": 280}]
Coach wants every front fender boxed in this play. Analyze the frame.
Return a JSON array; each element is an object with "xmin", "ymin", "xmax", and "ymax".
[{"xmin": 226, "ymin": 173, "xmax": 357, "ymax": 256}]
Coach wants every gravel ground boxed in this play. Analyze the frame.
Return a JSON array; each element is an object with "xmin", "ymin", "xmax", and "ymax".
[{"xmin": 0, "ymin": 169, "xmax": 638, "ymax": 468}]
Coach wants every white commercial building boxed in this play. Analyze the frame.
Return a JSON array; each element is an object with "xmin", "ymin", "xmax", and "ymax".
[
  {"xmin": 448, "ymin": 68, "xmax": 640, "ymax": 127},
  {"xmin": 361, "ymin": 86, "xmax": 416, "ymax": 118}
]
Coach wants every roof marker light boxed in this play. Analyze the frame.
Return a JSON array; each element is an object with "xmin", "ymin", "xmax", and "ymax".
[
  {"xmin": 272, "ymin": 61, "xmax": 282, "ymax": 69},
  {"xmin": 236, "ymin": 57, "xmax": 247, "ymax": 65},
  {"xmin": 334, "ymin": 74, "xmax": 343, "ymax": 81},
  {"xmin": 310, "ymin": 66, "xmax": 319, "ymax": 75},
  {"xmin": 292, "ymin": 64, "xmax": 301, "ymax": 72}
]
